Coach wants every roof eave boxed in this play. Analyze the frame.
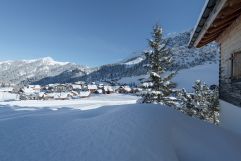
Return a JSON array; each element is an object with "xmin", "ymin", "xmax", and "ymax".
[{"xmin": 188, "ymin": 0, "xmax": 227, "ymax": 48}]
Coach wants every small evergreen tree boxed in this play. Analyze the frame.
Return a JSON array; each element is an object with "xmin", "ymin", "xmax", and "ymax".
[
  {"xmin": 177, "ymin": 88, "xmax": 198, "ymax": 116},
  {"xmin": 177, "ymin": 80, "xmax": 220, "ymax": 125},
  {"xmin": 140, "ymin": 25, "xmax": 176, "ymax": 105}
]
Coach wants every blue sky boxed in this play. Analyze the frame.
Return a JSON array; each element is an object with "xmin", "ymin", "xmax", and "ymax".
[{"xmin": 0, "ymin": 0, "xmax": 205, "ymax": 67}]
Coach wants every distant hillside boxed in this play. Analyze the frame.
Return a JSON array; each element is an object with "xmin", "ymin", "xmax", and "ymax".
[
  {"xmin": 33, "ymin": 31, "xmax": 218, "ymax": 85},
  {"xmin": 0, "ymin": 31, "xmax": 219, "ymax": 86}
]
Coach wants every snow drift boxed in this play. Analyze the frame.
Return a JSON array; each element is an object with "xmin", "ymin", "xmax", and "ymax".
[{"xmin": 0, "ymin": 104, "xmax": 240, "ymax": 161}]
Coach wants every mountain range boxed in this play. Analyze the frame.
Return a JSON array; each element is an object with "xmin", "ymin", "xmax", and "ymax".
[{"xmin": 0, "ymin": 31, "xmax": 219, "ymax": 86}]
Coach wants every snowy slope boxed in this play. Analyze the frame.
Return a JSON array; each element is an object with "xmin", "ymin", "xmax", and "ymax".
[
  {"xmin": 0, "ymin": 104, "xmax": 240, "ymax": 161},
  {"xmin": 122, "ymin": 55, "xmax": 146, "ymax": 66},
  {"xmin": 116, "ymin": 63, "xmax": 218, "ymax": 89},
  {"xmin": 173, "ymin": 63, "xmax": 219, "ymax": 91}
]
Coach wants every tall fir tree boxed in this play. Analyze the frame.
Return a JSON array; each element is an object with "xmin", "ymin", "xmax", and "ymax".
[{"xmin": 140, "ymin": 25, "xmax": 176, "ymax": 105}]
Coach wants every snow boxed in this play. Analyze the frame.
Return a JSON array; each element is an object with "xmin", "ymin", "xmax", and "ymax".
[
  {"xmin": 87, "ymin": 84, "xmax": 98, "ymax": 90},
  {"xmin": 0, "ymin": 103, "xmax": 240, "ymax": 161},
  {"xmin": 0, "ymin": 94, "xmax": 138, "ymax": 110},
  {"xmin": 22, "ymin": 87, "xmax": 36, "ymax": 95},
  {"xmin": 103, "ymin": 85, "xmax": 114, "ymax": 92},
  {"xmin": 122, "ymin": 86, "xmax": 132, "ymax": 92},
  {"xmin": 124, "ymin": 57, "xmax": 145, "ymax": 65},
  {"xmin": 173, "ymin": 63, "xmax": 218, "ymax": 91},
  {"xmin": 0, "ymin": 92, "xmax": 19, "ymax": 101},
  {"xmin": 0, "ymin": 87, "xmax": 13, "ymax": 92},
  {"xmin": 220, "ymin": 100, "xmax": 241, "ymax": 135},
  {"xmin": 71, "ymin": 84, "xmax": 82, "ymax": 89},
  {"xmin": 79, "ymin": 91, "xmax": 91, "ymax": 97},
  {"xmin": 29, "ymin": 57, "xmax": 69, "ymax": 66}
]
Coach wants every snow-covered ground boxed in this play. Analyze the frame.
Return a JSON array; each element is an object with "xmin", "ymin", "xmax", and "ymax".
[
  {"xmin": 220, "ymin": 100, "xmax": 241, "ymax": 134},
  {"xmin": 0, "ymin": 103, "xmax": 240, "ymax": 161},
  {"xmin": 0, "ymin": 92, "xmax": 19, "ymax": 101},
  {"xmin": 0, "ymin": 94, "xmax": 138, "ymax": 110},
  {"xmin": 0, "ymin": 63, "xmax": 238, "ymax": 161}
]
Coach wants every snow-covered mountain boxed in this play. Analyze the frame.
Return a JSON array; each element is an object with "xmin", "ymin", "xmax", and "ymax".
[
  {"xmin": 51, "ymin": 31, "xmax": 218, "ymax": 85},
  {"xmin": 0, "ymin": 57, "xmax": 92, "ymax": 85},
  {"xmin": 0, "ymin": 31, "xmax": 219, "ymax": 85}
]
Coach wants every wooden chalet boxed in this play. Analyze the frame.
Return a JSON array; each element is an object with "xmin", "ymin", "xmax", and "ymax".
[
  {"xmin": 189, "ymin": 0, "xmax": 241, "ymax": 106},
  {"xmin": 189, "ymin": 0, "xmax": 241, "ymax": 133}
]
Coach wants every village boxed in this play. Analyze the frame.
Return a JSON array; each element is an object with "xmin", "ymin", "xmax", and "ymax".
[{"xmin": 0, "ymin": 81, "xmax": 139, "ymax": 101}]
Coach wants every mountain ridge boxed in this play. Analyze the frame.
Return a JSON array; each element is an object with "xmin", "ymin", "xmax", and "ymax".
[{"xmin": 0, "ymin": 30, "xmax": 219, "ymax": 85}]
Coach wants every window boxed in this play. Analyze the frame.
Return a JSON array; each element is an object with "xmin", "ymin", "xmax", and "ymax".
[{"xmin": 231, "ymin": 52, "xmax": 241, "ymax": 81}]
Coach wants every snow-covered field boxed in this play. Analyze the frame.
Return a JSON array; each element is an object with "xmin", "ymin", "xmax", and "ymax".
[
  {"xmin": 0, "ymin": 94, "xmax": 138, "ymax": 110},
  {"xmin": 0, "ymin": 103, "xmax": 240, "ymax": 161}
]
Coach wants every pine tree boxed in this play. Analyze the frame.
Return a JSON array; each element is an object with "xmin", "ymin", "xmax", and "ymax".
[
  {"xmin": 140, "ymin": 25, "xmax": 176, "ymax": 105},
  {"xmin": 177, "ymin": 88, "xmax": 198, "ymax": 116},
  {"xmin": 193, "ymin": 80, "xmax": 219, "ymax": 124}
]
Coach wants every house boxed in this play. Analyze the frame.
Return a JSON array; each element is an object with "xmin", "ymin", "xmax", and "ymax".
[
  {"xmin": 189, "ymin": 0, "xmax": 241, "ymax": 133},
  {"xmin": 103, "ymin": 85, "xmax": 114, "ymax": 94},
  {"xmin": 96, "ymin": 89, "xmax": 103, "ymax": 94},
  {"xmin": 87, "ymin": 84, "xmax": 98, "ymax": 93},
  {"xmin": 53, "ymin": 84, "xmax": 71, "ymax": 92},
  {"xmin": 71, "ymin": 84, "xmax": 82, "ymax": 91},
  {"xmin": 20, "ymin": 87, "xmax": 36, "ymax": 95},
  {"xmin": 29, "ymin": 85, "xmax": 41, "ymax": 92},
  {"xmin": 42, "ymin": 93, "xmax": 55, "ymax": 100},
  {"xmin": 118, "ymin": 86, "xmax": 132, "ymax": 93},
  {"xmin": 52, "ymin": 92, "xmax": 71, "ymax": 100}
]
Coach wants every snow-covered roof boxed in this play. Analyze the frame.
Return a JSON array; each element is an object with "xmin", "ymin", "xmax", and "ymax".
[
  {"xmin": 122, "ymin": 86, "xmax": 132, "ymax": 92},
  {"xmin": 96, "ymin": 89, "xmax": 103, "ymax": 94},
  {"xmin": 87, "ymin": 85, "xmax": 98, "ymax": 90},
  {"xmin": 103, "ymin": 86, "xmax": 114, "ymax": 92},
  {"xmin": 29, "ymin": 85, "xmax": 41, "ymax": 89},
  {"xmin": 38, "ymin": 92, "xmax": 45, "ymax": 97},
  {"xmin": 22, "ymin": 87, "xmax": 36, "ymax": 95},
  {"xmin": 71, "ymin": 85, "xmax": 82, "ymax": 89},
  {"xmin": 44, "ymin": 92, "xmax": 70, "ymax": 99}
]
